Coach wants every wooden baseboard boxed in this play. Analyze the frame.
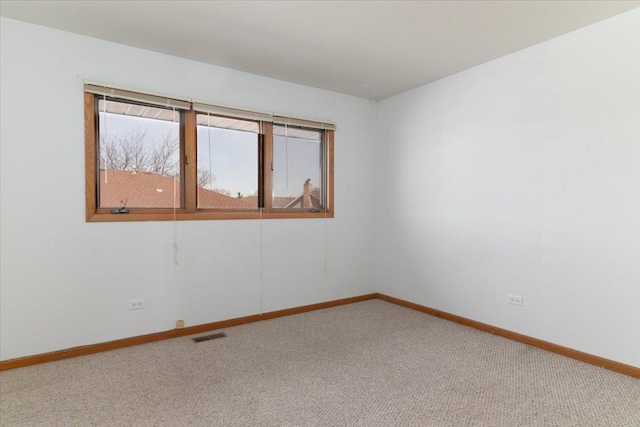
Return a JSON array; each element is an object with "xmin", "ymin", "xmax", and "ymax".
[
  {"xmin": 375, "ymin": 293, "xmax": 640, "ymax": 379},
  {"xmin": 3, "ymin": 292, "xmax": 638, "ymax": 378},
  {"xmin": 0, "ymin": 293, "xmax": 377, "ymax": 371}
]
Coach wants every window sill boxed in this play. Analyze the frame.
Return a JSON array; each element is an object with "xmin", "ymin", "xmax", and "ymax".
[{"xmin": 86, "ymin": 209, "xmax": 334, "ymax": 222}]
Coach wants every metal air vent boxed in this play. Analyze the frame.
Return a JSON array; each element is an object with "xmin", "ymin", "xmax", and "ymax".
[{"xmin": 192, "ymin": 332, "xmax": 227, "ymax": 343}]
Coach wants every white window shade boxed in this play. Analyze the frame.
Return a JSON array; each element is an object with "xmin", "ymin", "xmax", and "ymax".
[
  {"xmin": 196, "ymin": 114, "xmax": 260, "ymax": 133},
  {"xmin": 98, "ymin": 99, "xmax": 180, "ymax": 123},
  {"xmin": 273, "ymin": 116, "xmax": 336, "ymax": 131},
  {"xmin": 86, "ymin": 83, "xmax": 335, "ymax": 130},
  {"xmin": 85, "ymin": 83, "xmax": 191, "ymax": 110},
  {"xmin": 273, "ymin": 124, "xmax": 321, "ymax": 141},
  {"xmin": 193, "ymin": 103, "xmax": 273, "ymax": 123}
]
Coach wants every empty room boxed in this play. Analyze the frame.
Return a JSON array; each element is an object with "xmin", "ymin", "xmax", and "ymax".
[{"xmin": 0, "ymin": 1, "xmax": 638, "ymax": 426}]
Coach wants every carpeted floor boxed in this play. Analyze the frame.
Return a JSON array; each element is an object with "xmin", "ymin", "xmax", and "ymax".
[{"xmin": 1, "ymin": 300, "xmax": 638, "ymax": 426}]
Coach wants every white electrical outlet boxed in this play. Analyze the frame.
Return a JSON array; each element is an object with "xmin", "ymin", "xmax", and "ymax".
[
  {"xmin": 508, "ymin": 294, "xmax": 523, "ymax": 306},
  {"xmin": 128, "ymin": 299, "xmax": 145, "ymax": 310}
]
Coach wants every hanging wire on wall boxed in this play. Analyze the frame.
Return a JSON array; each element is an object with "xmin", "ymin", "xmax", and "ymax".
[
  {"xmin": 259, "ymin": 204, "xmax": 264, "ymax": 315},
  {"xmin": 324, "ymin": 207, "xmax": 328, "ymax": 275},
  {"xmin": 208, "ymin": 112, "xmax": 213, "ymax": 190},
  {"xmin": 323, "ymin": 130, "xmax": 328, "ymax": 275},
  {"xmin": 285, "ymin": 123, "xmax": 289, "ymax": 193}
]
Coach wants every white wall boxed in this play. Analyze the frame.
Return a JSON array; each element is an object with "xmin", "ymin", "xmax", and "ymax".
[
  {"xmin": 376, "ymin": 9, "xmax": 640, "ymax": 367},
  {"xmin": 3, "ymin": 10, "xmax": 639, "ymax": 368},
  {"xmin": 0, "ymin": 18, "xmax": 377, "ymax": 361}
]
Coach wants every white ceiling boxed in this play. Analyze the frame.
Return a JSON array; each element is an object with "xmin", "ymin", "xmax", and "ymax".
[{"xmin": 1, "ymin": 1, "xmax": 638, "ymax": 100}]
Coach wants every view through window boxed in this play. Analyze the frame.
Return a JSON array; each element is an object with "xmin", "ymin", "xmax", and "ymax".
[
  {"xmin": 272, "ymin": 124, "xmax": 324, "ymax": 210},
  {"xmin": 98, "ymin": 99, "xmax": 181, "ymax": 209},
  {"xmin": 196, "ymin": 114, "xmax": 258, "ymax": 210}
]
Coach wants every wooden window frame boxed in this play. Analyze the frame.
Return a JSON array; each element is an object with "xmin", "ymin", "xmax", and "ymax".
[{"xmin": 85, "ymin": 93, "xmax": 334, "ymax": 222}]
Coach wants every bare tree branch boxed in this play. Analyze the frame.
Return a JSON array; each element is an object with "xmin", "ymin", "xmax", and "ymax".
[
  {"xmin": 197, "ymin": 168, "xmax": 216, "ymax": 189},
  {"xmin": 100, "ymin": 127, "xmax": 232, "ymax": 193}
]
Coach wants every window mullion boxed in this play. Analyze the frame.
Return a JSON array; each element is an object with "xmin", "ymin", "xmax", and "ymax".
[
  {"xmin": 85, "ymin": 93, "xmax": 98, "ymax": 221},
  {"xmin": 258, "ymin": 132, "xmax": 264, "ymax": 208},
  {"xmin": 184, "ymin": 109, "xmax": 197, "ymax": 212},
  {"xmin": 327, "ymin": 130, "xmax": 334, "ymax": 215},
  {"xmin": 262, "ymin": 122, "xmax": 274, "ymax": 211}
]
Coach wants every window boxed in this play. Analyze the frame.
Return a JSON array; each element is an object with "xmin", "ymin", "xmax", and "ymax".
[
  {"xmin": 85, "ymin": 84, "xmax": 334, "ymax": 221},
  {"xmin": 272, "ymin": 124, "xmax": 325, "ymax": 210},
  {"xmin": 196, "ymin": 114, "xmax": 259, "ymax": 210},
  {"xmin": 98, "ymin": 98, "xmax": 182, "ymax": 210}
]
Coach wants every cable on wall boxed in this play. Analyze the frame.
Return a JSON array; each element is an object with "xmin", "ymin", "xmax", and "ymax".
[
  {"xmin": 259, "ymin": 205, "xmax": 264, "ymax": 316},
  {"xmin": 323, "ymin": 131, "xmax": 329, "ymax": 275},
  {"xmin": 285, "ymin": 123, "xmax": 289, "ymax": 192},
  {"xmin": 208, "ymin": 112, "xmax": 213, "ymax": 190},
  {"xmin": 324, "ymin": 207, "xmax": 328, "ymax": 275}
]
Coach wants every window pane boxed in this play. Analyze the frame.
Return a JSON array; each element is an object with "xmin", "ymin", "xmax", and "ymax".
[
  {"xmin": 196, "ymin": 114, "xmax": 258, "ymax": 209},
  {"xmin": 98, "ymin": 99, "xmax": 181, "ymax": 208},
  {"xmin": 272, "ymin": 125, "xmax": 324, "ymax": 209}
]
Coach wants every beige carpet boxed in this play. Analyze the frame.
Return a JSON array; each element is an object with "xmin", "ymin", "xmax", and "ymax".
[{"xmin": 1, "ymin": 300, "xmax": 638, "ymax": 426}]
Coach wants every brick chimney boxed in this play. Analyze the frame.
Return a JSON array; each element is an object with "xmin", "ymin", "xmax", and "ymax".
[{"xmin": 303, "ymin": 179, "xmax": 313, "ymax": 208}]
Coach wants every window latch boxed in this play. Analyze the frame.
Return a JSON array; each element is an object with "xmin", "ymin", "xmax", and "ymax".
[{"xmin": 111, "ymin": 200, "xmax": 130, "ymax": 214}]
